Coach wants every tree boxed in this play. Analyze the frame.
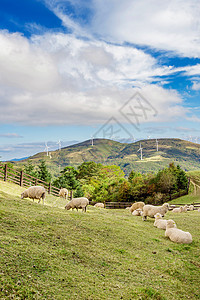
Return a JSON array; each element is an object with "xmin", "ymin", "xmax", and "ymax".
[
  {"xmin": 24, "ymin": 160, "xmax": 37, "ymax": 177},
  {"xmin": 53, "ymin": 166, "xmax": 79, "ymax": 191},
  {"xmin": 37, "ymin": 160, "xmax": 51, "ymax": 182}
]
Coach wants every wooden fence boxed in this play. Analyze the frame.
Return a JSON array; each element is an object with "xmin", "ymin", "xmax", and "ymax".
[{"xmin": 0, "ymin": 163, "xmax": 60, "ymax": 196}]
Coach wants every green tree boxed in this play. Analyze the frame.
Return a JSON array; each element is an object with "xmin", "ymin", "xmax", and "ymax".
[
  {"xmin": 53, "ymin": 166, "xmax": 79, "ymax": 191},
  {"xmin": 37, "ymin": 160, "xmax": 52, "ymax": 182},
  {"xmin": 24, "ymin": 160, "xmax": 37, "ymax": 177}
]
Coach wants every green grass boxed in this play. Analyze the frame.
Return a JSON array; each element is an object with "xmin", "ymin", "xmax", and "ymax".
[{"xmin": 0, "ymin": 181, "xmax": 200, "ymax": 299}]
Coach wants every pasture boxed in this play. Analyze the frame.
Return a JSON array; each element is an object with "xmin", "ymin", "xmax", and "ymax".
[{"xmin": 0, "ymin": 181, "xmax": 200, "ymax": 299}]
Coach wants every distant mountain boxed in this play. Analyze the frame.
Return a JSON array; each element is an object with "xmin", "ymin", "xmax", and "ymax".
[
  {"xmin": 9, "ymin": 157, "xmax": 30, "ymax": 162},
  {"xmin": 14, "ymin": 138, "xmax": 200, "ymax": 176}
]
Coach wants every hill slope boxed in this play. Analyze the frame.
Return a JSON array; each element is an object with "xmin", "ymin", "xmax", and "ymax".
[
  {"xmin": 15, "ymin": 138, "xmax": 200, "ymax": 175},
  {"xmin": 0, "ymin": 181, "xmax": 200, "ymax": 299}
]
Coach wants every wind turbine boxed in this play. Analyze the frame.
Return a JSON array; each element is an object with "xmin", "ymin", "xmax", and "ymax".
[
  {"xmin": 44, "ymin": 142, "xmax": 49, "ymax": 156},
  {"xmin": 137, "ymin": 143, "xmax": 143, "ymax": 160},
  {"xmin": 57, "ymin": 140, "xmax": 61, "ymax": 151},
  {"xmin": 91, "ymin": 135, "xmax": 94, "ymax": 147},
  {"xmin": 156, "ymin": 138, "xmax": 159, "ymax": 152}
]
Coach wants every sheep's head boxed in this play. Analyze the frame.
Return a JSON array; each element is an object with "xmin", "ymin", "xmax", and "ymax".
[
  {"xmin": 65, "ymin": 203, "xmax": 70, "ymax": 210},
  {"xmin": 154, "ymin": 212, "xmax": 162, "ymax": 219},
  {"xmin": 21, "ymin": 192, "xmax": 25, "ymax": 199},
  {"xmin": 166, "ymin": 220, "xmax": 176, "ymax": 229},
  {"xmin": 163, "ymin": 203, "xmax": 169, "ymax": 208}
]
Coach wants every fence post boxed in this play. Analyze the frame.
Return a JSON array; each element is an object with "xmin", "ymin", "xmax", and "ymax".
[
  {"xmin": 4, "ymin": 164, "xmax": 7, "ymax": 182},
  {"xmin": 70, "ymin": 190, "xmax": 73, "ymax": 200},
  {"xmin": 35, "ymin": 178, "xmax": 38, "ymax": 185},
  {"xmin": 48, "ymin": 182, "xmax": 51, "ymax": 194},
  {"xmin": 187, "ymin": 178, "xmax": 190, "ymax": 194},
  {"xmin": 20, "ymin": 170, "xmax": 23, "ymax": 186}
]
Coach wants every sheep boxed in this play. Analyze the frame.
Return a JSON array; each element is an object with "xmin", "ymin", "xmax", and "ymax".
[
  {"xmin": 165, "ymin": 220, "xmax": 192, "ymax": 244},
  {"xmin": 142, "ymin": 203, "xmax": 169, "ymax": 221},
  {"xmin": 132, "ymin": 208, "xmax": 143, "ymax": 216},
  {"xmin": 198, "ymin": 207, "xmax": 200, "ymax": 212},
  {"xmin": 172, "ymin": 206, "xmax": 184, "ymax": 213},
  {"xmin": 188, "ymin": 205, "xmax": 194, "ymax": 211},
  {"xmin": 21, "ymin": 186, "xmax": 46, "ymax": 204},
  {"xmin": 65, "ymin": 197, "xmax": 89, "ymax": 212},
  {"xmin": 130, "ymin": 202, "xmax": 145, "ymax": 213},
  {"xmin": 59, "ymin": 188, "xmax": 68, "ymax": 200},
  {"xmin": 94, "ymin": 202, "xmax": 105, "ymax": 208},
  {"xmin": 154, "ymin": 213, "xmax": 176, "ymax": 230},
  {"xmin": 183, "ymin": 205, "xmax": 188, "ymax": 212}
]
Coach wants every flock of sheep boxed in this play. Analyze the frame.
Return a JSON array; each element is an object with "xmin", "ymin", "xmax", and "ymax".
[
  {"xmin": 20, "ymin": 186, "xmax": 199, "ymax": 244},
  {"xmin": 128, "ymin": 201, "xmax": 195, "ymax": 244}
]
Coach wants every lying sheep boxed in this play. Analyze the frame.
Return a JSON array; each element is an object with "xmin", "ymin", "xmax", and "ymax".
[
  {"xmin": 154, "ymin": 213, "xmax": 176, "ymax": 230},
  {"xmin": 183, "ymin": 205, "xmax": 188, "ymax": 212},
  {"xmin": 188, "ymin": 205, "xmax": 194, "ymax": 211},
  {"xmin": 130, "ymin": 202, "xmax": 145, "ymax": 213},
  {"xmin": 165, "ymin": 220, "xmax": 192, "ymax": 244},
  {"xmin": 172, "ymin": 206, "xmax": 184, "ymax": 213},
  {"xmin": 142, "ymin": 203, "xmax": 169, "ymax": 221},
  {"xmin": 21, "ymin": 186, "xmax": 46, "ymax": 204},
  {"xmin": 59, "ymin": 188, "xmax": 68, "ymax": 200},
  {"xmin": 65, "ymin": 197, "xmax": 89, "ymax": 212},
  {"xmin": 198, "ymin": 208, "xmax": 200, "ymax": 212},
  {"xmin": 94, "ymin": 202, "xmax": 105, "ymax": 208},
  {"xmin": 132, "ymin": 208, "xmax": 143, "ymax": 216}
]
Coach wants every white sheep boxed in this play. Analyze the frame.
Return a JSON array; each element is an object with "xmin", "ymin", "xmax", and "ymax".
[
  {"xmin": 154, "ymin": 213, "xmax": 176, "ymax": 230},
  {"xmin": 21, "ymin": 186, "xmax": 46, "ymax": 204},
  {"xmin": 59, "ymin": 188, "xmax": 68, "ymax": 200},
  {"xmin": 142, "ymin": 203, "xmax": 169, "ymax": 221},
  {"xmin": 65, "ymin": 197, "xmax": 89, "ymax": 212},
  {"xmin": 188, "ymin": 205, "xmax": 194, "ymax": 211},
  {"xmin": 172, "ymin": 206, "xmax": 184, "ymax": 213},
  {"xmin": 132, "ymin": 208, "xmax": 143, "ymax": 216},
  {"xmin": 165, "ymin": 220, "xmax": 192, "ymax": 244},
  {"xmin": 198, "ymin": 207, "xmax": 200, "ymax": 212},
  {"xmin": 130, "ymin": 202, "xmax": 145, "ymax": 213},
  {"xmin": 183, "ymin": 205, "xmax": 188, "ymax": 212},
  {"xmin": 94, "ymin": 202, "xmax": 105, "ymax": 208}
]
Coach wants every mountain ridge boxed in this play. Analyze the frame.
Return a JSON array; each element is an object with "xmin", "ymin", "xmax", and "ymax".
[{"xmin": 14, "ymin": 138, "xmax": 200, "ymax": 175}]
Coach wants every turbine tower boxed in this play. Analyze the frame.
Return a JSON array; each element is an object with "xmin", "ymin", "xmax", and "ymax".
[
  {"xmin": 44, "ymin": 142, "xmax": 49, "ymax": 156},
  {"xmin": 137, "ymin": 143, "xmax": 143, "ymax": 160},
  {"xmin": 91, "ymin": 135, "xmax": 94, "ymax": 147},
  {"xmin": 156, "ymin": 138, "xmax": 159, "ymax": 152},
  {"xmin": 57, "ymin": 140, "xmax": 61, "ymax": 151}
]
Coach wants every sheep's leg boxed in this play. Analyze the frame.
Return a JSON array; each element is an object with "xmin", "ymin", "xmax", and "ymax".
[
  {"xmin": 38, "ymin": 198, "xmax": 41, "ymax": 204},
  {"xmin": 142, "ymin": 215, "xmax": 147, "ymax": 221}
]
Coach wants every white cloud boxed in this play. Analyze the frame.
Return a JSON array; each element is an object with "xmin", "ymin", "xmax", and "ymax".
[
  {"xmin": 0, "ymin": 30, "xmax": 188, "ymax": 126},
  {"xmin": 90, "ymin": 0, "xmax": 200, "ymax": 57}
]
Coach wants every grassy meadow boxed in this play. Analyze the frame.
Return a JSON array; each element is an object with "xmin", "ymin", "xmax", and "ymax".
[{"xmin": 0, "ymin": 180, "xmax": 200, "ymax": 299}]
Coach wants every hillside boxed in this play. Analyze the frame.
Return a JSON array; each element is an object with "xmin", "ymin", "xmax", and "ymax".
[
  {"xmin": 14, "ymin": 138, "xmax": 200, "ymax": 176},
  {"xmin": 0, "ymin": 180, "xmax": 200, "ymax": 299}
]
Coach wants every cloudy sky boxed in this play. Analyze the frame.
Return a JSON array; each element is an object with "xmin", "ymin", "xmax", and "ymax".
[{"xmin": 0, "ymin": 0, "xmax": 200, "ymax": 160}]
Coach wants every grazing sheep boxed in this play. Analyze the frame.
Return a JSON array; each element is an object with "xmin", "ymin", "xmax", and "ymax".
[
  {"xmin": 65, "ymin": 197, "xmax": 89, "ymax": 212},
  {"xmin": 165, "ymin": 220, "xmax": 192, "ymax": 244},
  {"xmin": 130, "ymin": 202, "xmax": 145, "ymax": 213},
  {"xmin": 172, "ymin": 206, "xmax": 184, "ymax": 213},
  {"xmin": 188, "ymin": 205, "xmax": 194, "ymax": 211},
  {"xmin": 132, "ymin": 208, "xmax": 143, "ymax": 216},
  {"xmin": 94, "ymin": 202, "xmax": 105, "ymax": 208},
  {"xmin": 154, "ymin": 213, "xmax": 176, "ymax": 230},
  {"xmin": 21, "ymin": 186, "xmax": 46, "ymax": 204},
  {"xmin": 59, "ymin": 188, "xmax": 68, "ymax": 200},
  {"xmin": 142, "ymin": 203, "xmax": 169, "ymax": 221}
]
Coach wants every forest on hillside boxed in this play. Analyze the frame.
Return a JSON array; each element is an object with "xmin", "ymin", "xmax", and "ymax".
[{"xmin": 22, "ymin": 160, "xmax": 189, "ymax": 204}]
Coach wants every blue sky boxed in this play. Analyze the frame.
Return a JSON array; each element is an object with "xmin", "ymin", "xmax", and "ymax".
[{"xmin": 0, "ymin": 0, "xmax": 200, "ymax": 160}]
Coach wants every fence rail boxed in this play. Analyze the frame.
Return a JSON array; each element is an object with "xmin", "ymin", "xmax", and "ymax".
[{"xmin": 0, "ymin": 163, "xmax": 60, "ymax": 196}]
